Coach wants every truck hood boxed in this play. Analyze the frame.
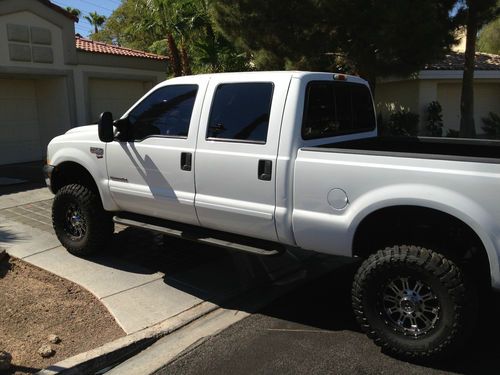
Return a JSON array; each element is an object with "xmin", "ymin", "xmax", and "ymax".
[{"xmin": 65, "ymin": 124, "xmax": 98, "ymax": 134}]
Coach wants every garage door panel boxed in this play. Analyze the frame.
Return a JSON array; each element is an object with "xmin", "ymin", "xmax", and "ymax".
[
  {"xmin": 0, "ymin": 98, "xmax": 38, "ymax": 121},
  {"xmin": 0, "ymin": 79, "xmax": 41, "ymax": 165},
  {"xmin": 89, "ymin": 79, "xmax": 148, "ymax": 123},
  {"xmin": 0, "ymin": 79, "xmax": 37, "ymax": 99},
  {"xmin": 0, "ymin": 142, "xmax": 42, "ymax": 165},
  {"xmin": 0, "ymin": 121, "xmax": 39, "ymax": 140}
]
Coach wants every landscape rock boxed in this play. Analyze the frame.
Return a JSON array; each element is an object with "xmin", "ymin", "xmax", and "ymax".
[
  {"xmin": 48, "ymin": 334, "xmax": 61, "ymax": 344},
  {"xmin": 38, "ymin": 344, "xmax": 55, "ymax": 358},
  {"xmin": 0, "ymin": 351, "xmax": 12, "ymax": 371},
  {"xmin": 0, "ymin": 248, "xmax": 6, "ymax": 262}
]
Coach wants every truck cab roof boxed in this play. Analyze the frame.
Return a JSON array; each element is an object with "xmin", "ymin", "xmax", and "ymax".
[{"xmin": 157, "ymin": 71, "xmax": 369, "ymax": 87}]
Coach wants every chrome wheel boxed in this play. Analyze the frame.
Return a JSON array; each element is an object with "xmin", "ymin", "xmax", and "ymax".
[
  {"xmin": 380, "ymin": 276, "xmax": 440, "ymax": 338},
  {"xmin": 64, "ymin": 203, "xmax": 87, "ymax": 240}
]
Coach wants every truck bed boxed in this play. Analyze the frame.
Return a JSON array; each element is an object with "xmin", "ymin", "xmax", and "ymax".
[
  {"xmin": 304, "ymin": 136, "xmax": 500, "ymax": 163},
  {"xmin": 292, "ymin": 135, "xmax": 500, "ymax": 260}
]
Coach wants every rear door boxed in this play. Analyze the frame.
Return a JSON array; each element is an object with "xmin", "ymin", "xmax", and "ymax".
[{"xmin": 194, "ymin": 74, "xmax": 291, "ymax": 241}]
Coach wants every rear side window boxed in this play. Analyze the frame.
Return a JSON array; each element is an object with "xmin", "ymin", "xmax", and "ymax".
[
  {"xmin": 302, "ymin": 82, "xmax": 375, "ymax": 140},
  {"xmin": 207, "ymin": 82, "xmax": 274, "ymax": 144},
  {"xmin": 128, "ymin": 84, "xmax": 198, "ymax": 140}
]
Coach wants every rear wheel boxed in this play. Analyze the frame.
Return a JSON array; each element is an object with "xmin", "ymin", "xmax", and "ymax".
[
  {"xmin": 352, "ymin": 245, "xmax": 474, "ymax": 360},
  {"xmin": 52, "ymin": 184, "xmax": 114, "ymax": 256}
]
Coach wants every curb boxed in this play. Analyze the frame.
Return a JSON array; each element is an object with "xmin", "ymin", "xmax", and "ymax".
[{"xmin": 37, "ymin": 301, "xmax": 219, "ymax": 375}]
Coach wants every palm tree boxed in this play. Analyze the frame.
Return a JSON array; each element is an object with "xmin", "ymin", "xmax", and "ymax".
[
  {"xmin": 141, "ymin": 0, "xmax": 184, "ymax": 76},
  {"xmin": 84, "ymin": 11, "xmax": 107, "ymax": 34},
  {"xmin": 65, "ymin": 6, "xmax": 81, "ymax": 23}
]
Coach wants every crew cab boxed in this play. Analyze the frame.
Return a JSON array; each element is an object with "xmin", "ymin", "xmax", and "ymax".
[{"xmin": 44, "ymin": 71, "xmax": 500, "ymax": 360}]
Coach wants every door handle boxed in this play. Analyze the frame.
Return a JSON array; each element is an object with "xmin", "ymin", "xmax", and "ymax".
[
  {"xmin": 181, "ymin": 152, "xmax": 192, "ymax": 171},
  {"xmin": 258, "ymin": 160, "xmax": 272, "ymax": 181}
]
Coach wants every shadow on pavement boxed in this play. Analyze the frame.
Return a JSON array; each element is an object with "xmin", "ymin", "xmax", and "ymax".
[
  {"xmin": 0, "ymin": 227, "xmax": 19, "ymax": 251},
  {"xmin": 93, "ymin": 227, "xmax": 273, "ymax": 301},
  {"xmin": 0, "ymin": 160, "xmax": 45, "ymax": 196}
]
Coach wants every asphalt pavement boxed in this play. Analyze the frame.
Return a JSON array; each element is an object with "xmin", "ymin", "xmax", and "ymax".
[{"xmin": 156, "ymin": 262, "xmax": 500, "ymax": 375}]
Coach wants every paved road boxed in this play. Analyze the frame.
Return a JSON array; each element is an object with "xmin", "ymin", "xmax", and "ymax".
[{"xmin": 156, "ymin": 261, "xmax": 500, "ymax": 375}]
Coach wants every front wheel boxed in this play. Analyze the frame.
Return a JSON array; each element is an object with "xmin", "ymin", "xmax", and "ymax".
[
  {"xmin": 352, "ymin": 245, "xmax": 474, "ymax": 360},
  {"xmin": 52, "ymin": 184, "xmax": 114, "ymax": 256}
]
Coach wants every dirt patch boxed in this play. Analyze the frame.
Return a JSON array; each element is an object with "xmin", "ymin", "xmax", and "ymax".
[{"xmin": 0, "ymin": 255, "xmax": 125, "ymax": 374}]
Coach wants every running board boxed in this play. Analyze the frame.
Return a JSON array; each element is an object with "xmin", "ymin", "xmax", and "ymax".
[{"xmin": 113, "ymin": 213, "xmax": 284, "ymax": 256}]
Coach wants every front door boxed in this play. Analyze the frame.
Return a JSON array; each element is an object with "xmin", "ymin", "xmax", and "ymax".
[
  {"xmin": 106, "ymin": 79, "xmax": 208, "ymax": 225},
  {"xmin": 194, "ymin": 75, "xmax": 291, "ymax": 241}
]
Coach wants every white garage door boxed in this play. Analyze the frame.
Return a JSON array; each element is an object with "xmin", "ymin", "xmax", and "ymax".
[
  {"xmin": 0, "ymin": 79, "xmax": 42, "ymax": 165},
  {"xmin": 89, "ymin": 79, "xmax": 151, "ymax": 123}
]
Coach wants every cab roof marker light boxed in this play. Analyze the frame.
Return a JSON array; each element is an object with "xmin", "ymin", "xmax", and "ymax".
[{"xmin": 333, "ymin": 73, "xmax": 347, "ymax": 81}]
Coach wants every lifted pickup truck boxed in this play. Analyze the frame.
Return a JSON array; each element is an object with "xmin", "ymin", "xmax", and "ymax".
[{"xmin": 44, "ymin": 71, "xmax": 500, "ymax": 360}]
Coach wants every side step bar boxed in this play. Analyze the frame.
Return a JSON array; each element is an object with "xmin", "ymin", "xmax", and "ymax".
[{"xmin": 113, "ymin": 213, "xmax": 284, "ymax": 256}]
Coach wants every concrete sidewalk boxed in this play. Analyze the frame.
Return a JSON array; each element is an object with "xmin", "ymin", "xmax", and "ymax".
[{"xmin": 0, "ymin": 188, "xmax": 306, "ymax": 335}]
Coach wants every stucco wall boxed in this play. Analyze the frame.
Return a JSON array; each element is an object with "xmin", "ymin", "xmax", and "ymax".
[
  {"xmin": 375, "ymin": 80, "xmax": 420, "ymax": 116},
  {"xmin": 0, "ymin": 11, "xmax": 66, "ymax": 68},
  {"xmin": 377, "ymin": 77, "xmax": 500, "ymax": 137},
  {"xmin": 437, "ymin": 82, "xmax": 500, "ymax": 136}
]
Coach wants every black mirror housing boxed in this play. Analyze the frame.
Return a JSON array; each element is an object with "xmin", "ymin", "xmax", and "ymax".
[{"xmin": 98, "ymin": 112, "xmax": 114, "ymax": 143}]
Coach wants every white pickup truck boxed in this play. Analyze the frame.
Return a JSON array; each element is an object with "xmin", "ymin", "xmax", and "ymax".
[{"xmin": 44, "ymin": 71, "xmax": 500, "ymax": 360}]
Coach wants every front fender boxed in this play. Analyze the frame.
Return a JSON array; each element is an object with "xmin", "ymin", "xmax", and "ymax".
[{"xmin": 50, "ymin": 146, "xmax": 119, "ymax": 212}]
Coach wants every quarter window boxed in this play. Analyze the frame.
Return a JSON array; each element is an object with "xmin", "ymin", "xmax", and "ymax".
[
  {"xmin": 302, "ymin": 82, "xmax": 375, "ymax": 140},
  {"xmin": 128, "ymin": 84, "xmax": 198, "ymax": 140},
  {"xmin": 207, "ymin": 83, "xmax": 274, "ymax": 143}
]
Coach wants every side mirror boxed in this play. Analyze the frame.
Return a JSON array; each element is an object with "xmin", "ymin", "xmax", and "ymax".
[{"xmin": 98, "ymin": 112, "xmax": 114, "ymax": 143}]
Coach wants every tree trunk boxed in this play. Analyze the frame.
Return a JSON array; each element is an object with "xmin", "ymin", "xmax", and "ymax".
[
  {"xmin": 459, "ymin": 3, "xmax": 478, "ymax": 138},
  {"xmin": 167, "ymin": 33, "xmax": 182, "ymax": 77},
  {"xmin": 180, "ymin": 43, "xmax": 192, "ymax": 76}
]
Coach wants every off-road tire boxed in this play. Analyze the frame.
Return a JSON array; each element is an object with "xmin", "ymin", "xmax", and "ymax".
[
  {"xmin": 52, "ymin": 184, "xmax": 114, "ymax": 256},
  {"xmin": 352, "ymin": 245, "xmax": 473, "ymax": 360}
]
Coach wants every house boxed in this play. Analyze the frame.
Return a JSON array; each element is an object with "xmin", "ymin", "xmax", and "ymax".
[
  {"xmin": 0, "ymin": 0, "xmax": 168, "ymax": 165},
  {"xmin": 376, "ymin": 52, "xmax": 500, "ymax": 136}
]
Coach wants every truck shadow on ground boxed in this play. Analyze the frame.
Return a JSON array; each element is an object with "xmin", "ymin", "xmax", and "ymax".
[{"xmin": 93, "ymin": 227, "xmax": 499, "ymax": 374}]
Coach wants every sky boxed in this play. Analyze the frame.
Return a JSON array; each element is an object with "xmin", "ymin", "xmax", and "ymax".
[{"xmin": 50, "ymin": 0, "xmax": 120, "ymax": 37}]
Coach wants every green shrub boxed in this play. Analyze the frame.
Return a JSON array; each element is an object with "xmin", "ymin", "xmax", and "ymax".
[
  {"xmin": 383, "ymin": 110, "xmax": 419, "ymax": 136},
  {"xmin": 424, "ymin": 101, "xmax": 443, "ymax": 137},
  {"xmin": 481, "ymin": 112, "xmax": 500, "ymax": 139}
]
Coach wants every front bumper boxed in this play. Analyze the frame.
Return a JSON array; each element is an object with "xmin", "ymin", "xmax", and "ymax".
[{"xmin": 43, "ymin": 164, "xmax": 55, "ymax": 192}]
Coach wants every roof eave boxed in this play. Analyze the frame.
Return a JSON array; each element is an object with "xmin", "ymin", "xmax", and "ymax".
[
  {"xmin": 419, "ymin": 70, "xmax": 500, "ymax": 80},
  {"xmin": 37, "ymin": 0, "xmax": 78, "ymax": 21}
]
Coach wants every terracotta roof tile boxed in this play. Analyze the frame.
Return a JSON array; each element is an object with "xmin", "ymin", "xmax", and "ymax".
[
  {"xmin": 75, "ymin": 36, "xmax": 168, "ymax": 61},
  {"xmin": 424, "ymin": 52, "xmax": 500, "ymax": 71}
]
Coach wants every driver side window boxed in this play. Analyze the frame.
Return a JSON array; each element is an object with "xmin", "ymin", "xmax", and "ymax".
[{"xmin": 128, "ymin": 84, "xmax": 198, "ymax": 140}]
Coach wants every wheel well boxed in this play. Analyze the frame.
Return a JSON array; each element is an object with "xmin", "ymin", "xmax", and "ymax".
[
  {"xmin": 51, "ymin": 162, "xmax": 99, "ymax": 195},
  {"xmin": 352, "ymin": 206, "xmax": 490, "ymax": 283}
]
